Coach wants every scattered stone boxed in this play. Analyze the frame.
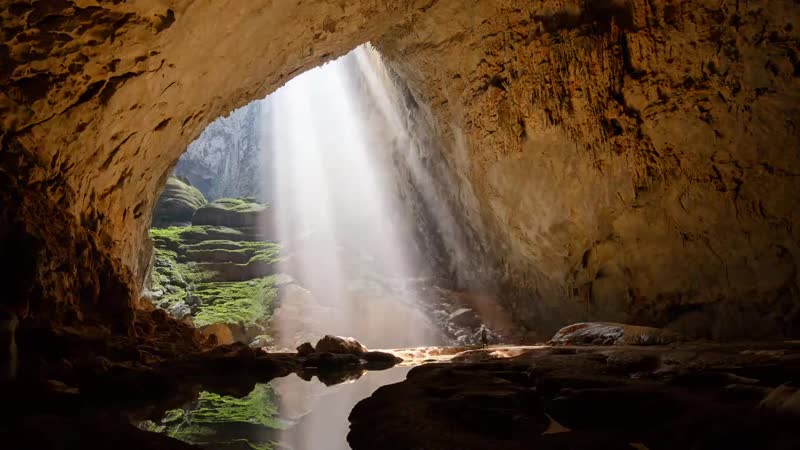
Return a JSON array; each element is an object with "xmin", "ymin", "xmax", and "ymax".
[
  {"xmin": 249, "ymin": 335, "xmax": 273, "ymax": 349},
  {"xmin": 315, "ymin": 335, "xmax": 368, "ymax": 355},
  {"xmin": 447, "ymin": 308, "xmax": 481, "ymax": 328},
  {"xmin": 167, "ymin": 301, "xmax": 192, "ymax": 321},
  {"xmin": 297, "ymin": 342, "xmax": 315, "ymax": 356}
]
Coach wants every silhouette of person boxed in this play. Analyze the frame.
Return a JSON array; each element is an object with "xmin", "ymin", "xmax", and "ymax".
[{"xmin": 479, "ymin": 324, "xmax": 489, "ymax": 348}]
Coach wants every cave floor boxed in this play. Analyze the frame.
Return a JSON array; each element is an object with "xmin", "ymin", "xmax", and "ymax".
[{"xmin": 2, "ymin": 341, "xmax": 799, "ymax": 450}]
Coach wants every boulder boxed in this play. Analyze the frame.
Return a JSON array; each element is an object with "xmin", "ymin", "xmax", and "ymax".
[
  {"xmin": 199, "ymin": 323, "xmax": 235, "ymax": 346},
  {"xmin": 549, "ymin": 322, "xmax": 682, "ymax": 346},
  {"xmin": 167, "ymin": 301, "xmax": 192, "ymax": 321},
  {"xmin": 297, "ymin": 342, "xmax": 315, "ymax": 356},
  {"xmin": 249, "ymin": 335, "xmax": 273, "ymax": 349},
  {"xmin": 315, "ymin": 335, "xmax": 368, "ymax": 355},
  {"xmin": 152, "ymin": 176, "xmax": 207, "ymax": 227},
  {"xmin": 361, "ymin": 351, "xmax": 403, "ymax": 368}
]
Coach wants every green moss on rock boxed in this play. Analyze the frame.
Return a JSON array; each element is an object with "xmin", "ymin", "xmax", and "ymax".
[
  {"xmin": 193, "ymin": 276, "xmax": 277, "ymax": 327},
  {"xmin": 152, "ymin": 177, "xmax": 208, "ymax": 227},
  {"xmin": 146, "ymin": 384, "xmax": 285, "ymax": 450},
  {"xmin": 192, "ymin": 198, "xmax": 270, "ymax": 228}
]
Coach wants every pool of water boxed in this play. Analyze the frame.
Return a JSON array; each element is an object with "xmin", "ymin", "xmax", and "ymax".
[{"xmin": 138, "ymin": 366, "xmax": 412, "ymax": 450}]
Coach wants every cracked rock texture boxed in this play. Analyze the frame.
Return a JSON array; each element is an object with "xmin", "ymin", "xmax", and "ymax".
[{"xmin": 1, "ymin": 0, "xmax": 799, "ymax": 339}]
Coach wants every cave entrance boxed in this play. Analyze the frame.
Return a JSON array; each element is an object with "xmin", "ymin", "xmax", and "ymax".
[{"xmin": 146, "ymin": 45, "xmax": 491, "ymax": 353}]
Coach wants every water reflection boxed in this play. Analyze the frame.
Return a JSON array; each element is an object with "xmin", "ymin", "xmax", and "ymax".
[
  {"xmin": 275, "ymin": 367, "xmax": 411, "ymax": 450},
  {"xmin": 140, "ymin": 367, "xmax": 411, "ymax": 450}
]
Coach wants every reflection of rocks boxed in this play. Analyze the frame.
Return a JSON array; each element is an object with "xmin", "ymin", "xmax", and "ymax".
[
  {"xmin": 549, "ymin": 322, "xmax": 682, "ymax": 346},
  {"xmin": 361, "ymin": 351, "xmax": 403, "ymax": 370}
]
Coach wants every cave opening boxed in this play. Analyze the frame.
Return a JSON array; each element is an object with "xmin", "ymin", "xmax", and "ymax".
[
  {"xmin": 146, "ymin": 44, "xmax": 501, "ymax": 352},
  {"xmin": 2, "ymin": 2, "xmax": 800, "ymax": 449},
  {"xmin": 141, "ymin": 45, "xmax": 505, "ymax": 450}
]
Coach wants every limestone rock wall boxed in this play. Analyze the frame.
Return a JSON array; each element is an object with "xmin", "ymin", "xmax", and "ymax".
[
  {"xmin": 2, "ymin": 0, "xmax": 798, "ymax": 339},
  {"xmin": 174, "ymin": 102, "xmax": 264, "ymax": 201},
  {"xmin": 378, "ymin": 0, "xmax": 800, "ymax": 338}
]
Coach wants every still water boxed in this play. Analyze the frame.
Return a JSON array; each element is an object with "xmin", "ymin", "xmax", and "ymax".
[{"xmin": 139, "ymin": 366, "xmax": 412, "ymax": 450}]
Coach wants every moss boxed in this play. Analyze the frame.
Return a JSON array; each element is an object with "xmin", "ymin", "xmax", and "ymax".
[
  {"xmin": 149, "ymin": 385, "xmax": 285, "ymax": 449},
  {"xmin": 182, "ymin": 240, "xmax": 281, "ymax": 265},
  {"xmin": 211, "ymin": 197, "xmax": 268, "ymax": 213},
  {"xmin": 193, "ymin": 276, "xmax": 277, "ymax": 327},
  {"xmin": 148, "ymin": 225, "xmax": 280, "ymax": 324},
  {"xmin": 248, "ymin": 244, "xmax": 281, "ymax": 264},
  {"xmin": 166, "ymin": 177, "xmax": 207, "ymax": 208}
]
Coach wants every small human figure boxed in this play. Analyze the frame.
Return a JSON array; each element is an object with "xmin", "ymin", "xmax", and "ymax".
[{"xmin": 479, "ymin": 324, "xmax": 489, "ymax": 348}]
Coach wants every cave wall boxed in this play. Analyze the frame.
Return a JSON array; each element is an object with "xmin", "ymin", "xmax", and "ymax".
[
  {"xmin": 2, "ymin": 0, "xmax": 799, "ymax": 339},
  {"xmin": 377, "ymin": 0, "xmax": 800, "ymax": 339}
]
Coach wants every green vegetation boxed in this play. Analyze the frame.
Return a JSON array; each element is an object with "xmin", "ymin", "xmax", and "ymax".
[
  {"xmin": 148, "ymin": 224, "xmax": 282, "ymax": 327},
  {"xmin": 141, "ymin": 384, "xmax": 285, "ymax": 450},
  {"xmin": 166, "ymin": 177, "xmax": 207, "ymax": 208},
  {"xmin": 211, "ymin": 197, "xmax": 268, "ymax": 213},
  {"xmin": 193, "ymin": 276, "xmax": 277, "ymax": 327}
]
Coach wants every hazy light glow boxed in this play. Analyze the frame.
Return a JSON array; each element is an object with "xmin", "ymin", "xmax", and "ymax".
[{"xmin": 264, "ymin": 44, "xmax": 440, "ymax": 350}]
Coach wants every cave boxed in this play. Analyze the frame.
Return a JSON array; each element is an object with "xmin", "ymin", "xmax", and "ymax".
[{"xmin": 1, "ymin": 1, "xmax": 799, "ymax": 449}]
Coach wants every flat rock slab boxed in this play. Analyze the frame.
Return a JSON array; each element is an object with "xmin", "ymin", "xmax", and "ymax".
[
  {"xmin": 549, "ymin": 322, "xmax": 682, "ymax": 346},
  {"xmin": 348, "ymin": 342, "xmax": 800, "ymax": 450}
]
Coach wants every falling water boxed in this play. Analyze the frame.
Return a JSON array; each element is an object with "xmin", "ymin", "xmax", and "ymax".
[{"xmin": 261, "ymin": 45, "xmax": 445, "ymax": 349}]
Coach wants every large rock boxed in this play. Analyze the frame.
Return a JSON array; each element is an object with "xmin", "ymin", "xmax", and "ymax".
[
  {"xmin": 549, "ymin": 322, "xmax": 682, "ymax": 346},
  {"xmin": 152, "ymin": 177, "xmax": 208, "ymax": 227},
  {"xmin": 167, "ymin": 302, "xmax": 192, "ymax": 321},
  {"xmin": 315, "ymin": 335, "xmax": 368, "ymax": 355},
  {"xmin": 199, "ymin": 323, "xmax": 235, "ymax": 346},
  {"xmin": 296, "ymin": 342, "xmax": 315, "ymax": 356}
]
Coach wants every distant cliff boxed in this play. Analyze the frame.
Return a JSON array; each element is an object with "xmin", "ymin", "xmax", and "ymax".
[{"xmin": 175, "ymin": 101, "xmax": 266, "ymax": 201}]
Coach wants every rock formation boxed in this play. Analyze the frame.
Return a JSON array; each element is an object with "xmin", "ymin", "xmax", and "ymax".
[
  {"xmin": 1, "ymin": 0, "xmax": 798, "ymax": 343},
  {"xmin": 151, "ymin": 176, "xmax": 207, "ymax": 227},
  {"xmin": 173, "ymin": 101, "xmax": 265, "ymax": 201},
  {"xmin": 148, "ymin": 188, "xmax": 280, "ymax": 346}
]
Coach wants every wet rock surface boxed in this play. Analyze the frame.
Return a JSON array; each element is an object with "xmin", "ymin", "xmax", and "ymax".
[
  {"xmin": 315, "ymin": 335, "xmax": 368, "ymax": 355},
  {"xmin": 0, "ymin": 329, "xmax": 403, "ymax": 450},
  {"xmin": 348, "ymin": 342, "xmax": 800, "ymax": 450},
  {"xmin": 549, "ymin": 322, "xmax": 683, "ymax": 346}
]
